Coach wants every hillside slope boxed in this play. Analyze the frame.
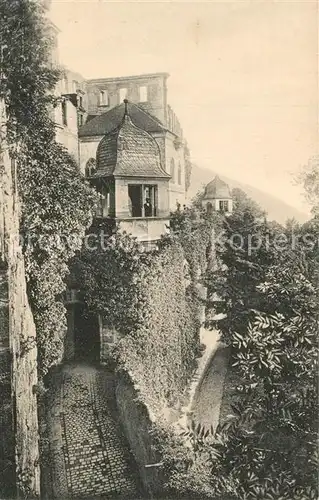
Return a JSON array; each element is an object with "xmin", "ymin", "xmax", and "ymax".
[{"xmin": 187, "ymin": 164, "xmax": 310, "ymax": 224}]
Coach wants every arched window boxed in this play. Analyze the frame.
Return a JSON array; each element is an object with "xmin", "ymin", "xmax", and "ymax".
[
  {"xmin": 206, "ymin": 202, "xmax": 213, "ymax": 214},
  {"xmin": 170, "ymin": 158, "xmax": 175, "ymax": 183},
  {"xmin": 177, "ymin": 161, "xmax": 182, "ymax": 185},
  {"xmin": 85, "ymin": 158, "xmax": 96, "ymax": 177}
]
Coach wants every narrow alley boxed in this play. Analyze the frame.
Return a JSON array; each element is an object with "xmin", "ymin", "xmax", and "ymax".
[{"xmin": 47, "ymin": 364, "xmax": 143, "ymax": 499}]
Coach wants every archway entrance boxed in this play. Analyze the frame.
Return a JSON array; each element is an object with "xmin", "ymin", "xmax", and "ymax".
[{"xmin": 73, "ymin": 304, "xmax": 100, "ymax": 362}]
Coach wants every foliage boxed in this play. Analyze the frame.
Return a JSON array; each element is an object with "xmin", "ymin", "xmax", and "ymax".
[
  {"xmin": 183, "ymin": 140, "xmax": 192, "ymax": 192},
  {"xmin": 208, "ymin": 312, "xmax": 318, "ymax": 499},
  {"xmin": 0, "ymin": 0, "xmax": 96, "ymax": 377},
  {"xmin": 166, "ymin": 267, "xmax": 318, "ymax": 499},
  {"xmin": 152, "ymin": 423, "xmax": 216, "ymax": 500},
  {"xmin": 298, "ymin": 155, "xmax": 319, "ymax": 216},
  {"xmin": 73, "ymin": 228, "xmax": 201, "ymax": 412},
  {"xmin": 231, "ymin": 188, "xmax": 266, "ymax": 218},
  {"xmin": 165, "ymin": 185, "xmax": 318, "ymax": 499},
  {"xmin": 0, "ymin": 0, "xmax": 58, "ymax": 144},
  {"xmin": 170, "ymin": 204, "xmax": 223, "ymax": 280},
  {"xmin": 201, "ymin": 193, "xmax": 318, "ymax": 498},
  {"xmin": 205, "ymin": 191, "xmax": 280, "ymax": 339}
]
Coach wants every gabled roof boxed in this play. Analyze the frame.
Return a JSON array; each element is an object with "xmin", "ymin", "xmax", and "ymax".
[
  {"xmin": 203, "ymin": 176, "xmax": 232, "ymax": 200},
  {"xmin": 94, "ymin": 101, "xmax": 170, "ymax": 179},
  {"xmin": 79, "ymin": 102, "xmax": 166, "ymax": 138}
]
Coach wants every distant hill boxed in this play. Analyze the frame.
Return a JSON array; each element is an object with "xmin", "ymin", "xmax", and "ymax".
[{"xmin": 187, "ymin": 164, "xmax": 310, "ymax": 224}]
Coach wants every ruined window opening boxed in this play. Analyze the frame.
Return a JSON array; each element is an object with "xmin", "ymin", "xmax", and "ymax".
[
  {"xmin": 139, "ymin": 86, "xmax": 148, "ymax": 102},
  {"xmin": 99, "ymin": 90, "xmax": 108, "ymax": 106},
  {"xmin": 119, "ymin": 88, "xmax": 128, "ymax": 102}
]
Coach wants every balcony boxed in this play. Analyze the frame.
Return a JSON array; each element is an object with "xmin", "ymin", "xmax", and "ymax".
[{"xmin": 117, "ymin": 216, "xmax": 169, "ymax": 244}]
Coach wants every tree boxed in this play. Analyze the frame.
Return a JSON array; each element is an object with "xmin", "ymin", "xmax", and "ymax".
[
  {"xmin": 0, "ymin": 0, "xmax": 96, "ymax": 376},
  {"xmin": 205, "ymin": 190, "xmax": 279, "ymax": 339},
  {"xmin": 203, "ymin": 191, "xmax": 319, "ymax": 499},
  {"xmin": 207, "ymin": 255, "xmax": 318, "ymax": 500},
  {"xmin": 184, "ymin": 140, "xmax": 192, "ymax": 192},
  {"xmin": 298, "ymin": 155, "xmax": 319, "ymax": 216}
]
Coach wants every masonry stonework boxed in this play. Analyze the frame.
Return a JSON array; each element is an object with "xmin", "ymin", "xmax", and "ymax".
[{"xmin": 0, "ymin": 102, "xmax": 40, "ymax": 499}]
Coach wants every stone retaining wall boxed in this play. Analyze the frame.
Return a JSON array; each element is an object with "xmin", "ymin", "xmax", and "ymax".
[
  {"xmin": 115, "ymin": 373, "xmax": 164, "ymax": 498},
  {"xmin": 0, "ymin": 100, "xmax": 40, "ymax": 498}
]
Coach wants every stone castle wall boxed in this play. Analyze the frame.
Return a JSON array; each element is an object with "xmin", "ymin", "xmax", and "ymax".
[{"xmin": 0, "ymin": 101, "xmax": 40, "ymax": 498}]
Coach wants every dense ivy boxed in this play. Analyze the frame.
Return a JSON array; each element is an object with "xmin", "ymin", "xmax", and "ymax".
[
  {"xmin": 165, "ymin": 189, "xmax": 319, "ymax": 500},
  {"xmin": 72, "ymin": 228, "xmax": 202, "ymax": 412},
  {"xmin": 0, "ymin": 0, "xmax": 96, "ymax": 377},
  {"xmin": 183, "ymin": 141, "xmax": 192, "ymax": 193}
]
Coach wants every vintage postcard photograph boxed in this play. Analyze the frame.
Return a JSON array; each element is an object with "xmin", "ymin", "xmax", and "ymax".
[{"xmin": 0, "ymin": 0, "xmax": 318, "ymax": 499}]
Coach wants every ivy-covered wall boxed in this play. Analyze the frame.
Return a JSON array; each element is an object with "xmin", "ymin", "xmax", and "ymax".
[
  {"xmin": 0, "ymin": 104, "xmax": 40, "ymax": 499},
  {"xmin": 74, "ymin": 231, "xmax": 202, "ymax": 413},
  {"xmin": 115, "ymin": 239, "xmax": 201, "ymax": 412},
  {"xmin": 72, "ymin": 207, "xmax": 219, "ymax": 415}
]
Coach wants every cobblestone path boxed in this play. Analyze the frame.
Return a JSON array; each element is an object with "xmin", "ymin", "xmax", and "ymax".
[{"xmin": 48, "ymin": 364, "xmax": 143, "ymax": 499}]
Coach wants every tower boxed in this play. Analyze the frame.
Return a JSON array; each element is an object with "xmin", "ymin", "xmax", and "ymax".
[
  {"xmin": 88, "ymin": 100, "xmax": 171, "ymax": 247},
  {"xmin": 202, "ymin": 176, "xmax": 233, "ymax": 214}
]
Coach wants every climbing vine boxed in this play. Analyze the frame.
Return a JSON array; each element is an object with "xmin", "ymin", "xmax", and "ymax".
[
  {"xmin": 72, "ymin": 228, "xmax": 202, "ymax": 412},
  {"xmin": 0, "ymin": 0, "xmax": 97, "ymax": 377}
]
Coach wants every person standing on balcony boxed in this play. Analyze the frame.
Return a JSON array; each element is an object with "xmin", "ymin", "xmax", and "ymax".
[{"xmin": 144, "ymin": 197, "xmax": 152, "ymax": 217}]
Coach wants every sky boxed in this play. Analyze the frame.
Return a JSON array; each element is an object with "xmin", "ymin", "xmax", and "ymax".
[{"xmin": 49, "ymin": 0, "xmax": 318, "ymax": 213}]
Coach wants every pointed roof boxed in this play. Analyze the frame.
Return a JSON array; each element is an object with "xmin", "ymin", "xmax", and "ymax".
[
  {"xmin": 203, "ymin": 176, "xmax": 232, "ymax": 199},
  {"xmin": 93, "ymin": 100, "xmax": 170, "ymax": 179},
  {"xmin": 79, "ymin": 101, "xmax": 166, "ymax": 138}
]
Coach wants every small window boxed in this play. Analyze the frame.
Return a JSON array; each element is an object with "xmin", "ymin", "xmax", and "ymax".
[
  {"xmin": 79, "ymin": 95, "xmax": 83, "ymax": 108},
  {"xmin": 177, "ymin": 161, "xmax": 182, "ymax": 185},
  {"xmin": 170, "ymin": 158, "xmax": 175, "ymax": 183},
  {"xmin": 62, "ymin": 100, "xmax": 67, "ymax": 126},
  {"xmin": 99, "ymin": 90, "xmax": 108, "ymax": 106},
  {"xmin": 119, "ymin": 88, "xmax": 127, "ymax": 102},
  {"xmin": 139, "ymin": 86, "xmax": 147, "ymax": 102},
  {"xmin": 219, "ymin": 200, "xmax": 229, "ymax": 212},
  {"xmin": 78, "ymin": 114, "xmax": 84, "ymax": 127}
]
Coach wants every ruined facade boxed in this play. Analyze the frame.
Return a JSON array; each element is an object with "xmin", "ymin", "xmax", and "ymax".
[{"xmin": 53, "ymin": 68, "xmax": 187, "ymax": 214}]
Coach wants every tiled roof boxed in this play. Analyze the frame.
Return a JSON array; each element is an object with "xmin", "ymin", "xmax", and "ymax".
[
  {"xmin": 94, "ymin": 107, "xmax": 170, "ymax": 179},
  {"xmin": 79, "ymin": 102, "xmax": 166, "ymax": 137},
  {"xmin": 203, "ymin": 176, "xmax": 232, "ymax": 199}
]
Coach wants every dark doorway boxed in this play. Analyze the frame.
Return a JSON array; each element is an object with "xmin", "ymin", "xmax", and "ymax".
[{"xmin": 74, "ymin": 304, "xmax": 100, "ymax": 362}]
